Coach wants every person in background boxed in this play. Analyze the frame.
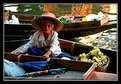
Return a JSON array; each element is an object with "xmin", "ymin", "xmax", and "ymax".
[
  {"xmin": 3, "ymin": 10, "xmax": 20, "ymax": 24},
  {"xmin": 16, "ymin": 12, "xmax": 77, "ymax": 60},
  {"xmin": 3, "ymin": 10, "xmax": 9, "ymax": 23}
]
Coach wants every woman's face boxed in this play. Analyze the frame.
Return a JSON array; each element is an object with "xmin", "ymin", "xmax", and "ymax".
[{"xmin": 41, "ymin": 20, "xmax": 54, "ymax": 34}]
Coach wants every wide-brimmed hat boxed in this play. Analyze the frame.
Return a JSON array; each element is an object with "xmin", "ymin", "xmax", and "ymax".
[{"xmin": 31, "ymin": 12, "xmax": 63, "ymax": 32}]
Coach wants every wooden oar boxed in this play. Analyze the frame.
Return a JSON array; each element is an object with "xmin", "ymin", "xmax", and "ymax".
[{"xmin": 4, "ymin": 52, "xmax": 44, "ymax": 62}]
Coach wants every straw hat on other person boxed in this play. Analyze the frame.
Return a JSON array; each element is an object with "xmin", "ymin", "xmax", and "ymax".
[{"xmin": 31, "ymin": 12, "xmax": 63, "ymax": 32}]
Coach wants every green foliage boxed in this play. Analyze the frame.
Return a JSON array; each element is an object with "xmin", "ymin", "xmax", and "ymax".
[
  {"xmin": 17, "ymin": 4, "xmax": 44, "ymax": 15},
  {"xmin": 91, "ymin": 4, "xmax": 102, "ymax": 14},
  {"xmin": 53, "ymin": 4, "xmax": 72, "ymax": 16}
]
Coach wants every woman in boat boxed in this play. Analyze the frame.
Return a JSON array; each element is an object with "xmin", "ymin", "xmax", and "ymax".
[{"xmin": 16, "ymin": 12, "xmax": 77, "ymax": 60}]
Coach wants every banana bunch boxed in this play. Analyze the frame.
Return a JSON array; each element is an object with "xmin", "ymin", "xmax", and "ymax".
[{"xmin": 79, "ymin": 47, "xmax": 108, "ymax": 67}]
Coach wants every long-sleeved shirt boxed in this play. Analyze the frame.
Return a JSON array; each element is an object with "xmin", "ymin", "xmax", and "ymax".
[
  {"xmin": 20, "ymin": 30, "xmax": 62, "ymax": 56},
  {"xmin": 4, "ymin": 15, "xmax": 20, "ymax": 24}
]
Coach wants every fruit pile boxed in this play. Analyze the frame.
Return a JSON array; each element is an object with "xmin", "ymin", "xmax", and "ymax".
[{"xmin": 78, "ymin": 47, "xmax": 109, "ymax": 69}]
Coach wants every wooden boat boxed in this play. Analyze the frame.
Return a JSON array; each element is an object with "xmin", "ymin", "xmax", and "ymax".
[
  {"xmin": 59, "ymin": 22, "xmax": 117, "ymax": 38},
  {"xmin": 4, "ymin": 20, "xmax": 117, "ymax": 39},
  {"xmin": 4, "ymin": 55, "xmax": 96, "ymax": 80},
  {"xmin": 5, "ymin": 13, "xmax": 117, "ymax": 40},
  {"xmin": 4, "ymin": 39, "xmax": 117, "ymax": 80},
  {"xmin": 9, "ymin": 13, "xmax": 113, "ymax": 25},
  {"xmin": 5, "ymin": 39, "xmax": 117, "ymax": 74},
  {"xmin": 4, "ymin": 39, "xmax": 97, "ymax": 80},
  {"xmin": 5, "ymin": 39, "xmax": 30, "ymax": 52},
  {"xmin": 9, "ymin": 13, "xmax": 40, "ymax": 23},
  {"xmin": 9, "ymin": 13, "xmax": 84, "ymax": 24}
]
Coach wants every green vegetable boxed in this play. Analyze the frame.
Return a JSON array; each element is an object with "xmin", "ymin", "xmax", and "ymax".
[{"xmin": 57, "ymin": 17, "xmax": 74, "ymax": 23}]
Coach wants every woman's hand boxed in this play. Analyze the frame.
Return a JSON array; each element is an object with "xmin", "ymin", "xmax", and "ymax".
[
  {"xmin": 42, "ymin": 50, "xmax": 52, "ymax": 59},
  {"xmin": 42, "ymin": 54, "xmax": 50, "ymax": 59},
  {"xmin": 16, "ymin": 51, "xmax": 22, "ymax": 55}
]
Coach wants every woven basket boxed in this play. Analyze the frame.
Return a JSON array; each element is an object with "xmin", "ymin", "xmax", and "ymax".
[{"xmin": 95, "ymin": 56, "xmax": 110, "ymax": 72}]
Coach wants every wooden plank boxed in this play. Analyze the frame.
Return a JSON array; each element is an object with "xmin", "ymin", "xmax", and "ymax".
[
  {"xmin": 50, "ymin": 58, "xmax": 94, "ymax": 72},
  {"xmin": 4, "ymin": 52, "xmax": 44, "ymax": 62},
  {"xmin": 91, "ymin": 71, "xmax": 118, "ymax": 80}
]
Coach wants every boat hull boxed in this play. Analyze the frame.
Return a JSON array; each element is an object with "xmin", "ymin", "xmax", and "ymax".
[
  {"xmin": 4, "ymin": 52, "xmax": 96, "ymax": 80},
  {"xmin": 4, "ymin": 22, "xmax": 117, "ymax": 38}
]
